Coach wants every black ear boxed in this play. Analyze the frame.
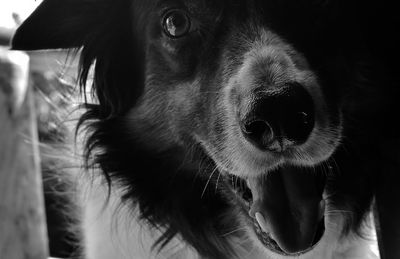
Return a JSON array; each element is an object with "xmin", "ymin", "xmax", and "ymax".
[{"xmin": 11, "ymin": 0, "xmax": 107, "ymax": 50}]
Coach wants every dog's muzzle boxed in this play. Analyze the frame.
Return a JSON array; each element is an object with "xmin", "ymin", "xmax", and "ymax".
[{"xmin": 233, "ymin": 82, "xmax": 327, "ymax": 254}]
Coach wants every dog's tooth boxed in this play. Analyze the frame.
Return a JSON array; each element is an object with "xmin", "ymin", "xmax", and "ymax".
[{"xmin": 255, "ymin": 212, "xmax": 269, "ymax": 233}]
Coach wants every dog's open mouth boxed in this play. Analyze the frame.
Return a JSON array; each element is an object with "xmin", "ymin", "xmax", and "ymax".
[{"xmin": 227, "ymin": 166, "xmax": 326, "ymax": 256}]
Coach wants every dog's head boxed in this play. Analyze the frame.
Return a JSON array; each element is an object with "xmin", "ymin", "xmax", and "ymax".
[{"xmin": 14, "ymin": 0, "xmax": 386, "ymax": 257}]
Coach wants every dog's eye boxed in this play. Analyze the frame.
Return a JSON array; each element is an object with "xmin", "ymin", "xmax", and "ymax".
[{"xmin": 162, "ymin": 10, "xmax": 191, "ymax": 38}]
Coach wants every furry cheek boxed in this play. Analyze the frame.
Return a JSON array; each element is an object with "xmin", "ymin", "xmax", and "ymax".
[{"xmin": 125, "ymin": 78, "xmax": 202, "ymax": 150}]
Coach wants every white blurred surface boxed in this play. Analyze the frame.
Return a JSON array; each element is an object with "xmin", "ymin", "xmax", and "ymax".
[{"xmin": 0, "ymin": 0, "xmax": 42, "ymax": 28}]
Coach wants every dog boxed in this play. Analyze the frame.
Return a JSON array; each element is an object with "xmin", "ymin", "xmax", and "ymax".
[{"xmin": 12, "ymin": 0, "xmax": 400, "ymax": 258}]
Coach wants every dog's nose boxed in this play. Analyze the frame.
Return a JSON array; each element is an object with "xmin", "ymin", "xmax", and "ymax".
[{"xmin": 241, "ymin": 83, "xmax": 314, "ymax": 152}]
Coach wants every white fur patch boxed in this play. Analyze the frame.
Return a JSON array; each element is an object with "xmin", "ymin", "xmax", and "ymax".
[{"xmin": 77, "ymin": 176, "xmax": 200, "ymax": 259}]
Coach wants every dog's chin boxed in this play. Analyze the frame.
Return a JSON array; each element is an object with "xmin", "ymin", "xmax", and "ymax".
[{"xmin": 226, "ymin": 164, "xmax": 328, "ymax": 257}]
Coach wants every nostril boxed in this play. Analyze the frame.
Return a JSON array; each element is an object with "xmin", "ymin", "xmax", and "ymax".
[
  {"xmin": 242, "ymin": 120, "xmax": 275, "ymax": 149},
  {"xmin": 243, "ymin": 120, "xmax": 269, "ymax": 135}
]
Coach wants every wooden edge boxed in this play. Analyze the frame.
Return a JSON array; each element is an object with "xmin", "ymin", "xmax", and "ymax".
[{"xmin": 1, "ymin": 47, "xmax": 49, "ymax": 259}]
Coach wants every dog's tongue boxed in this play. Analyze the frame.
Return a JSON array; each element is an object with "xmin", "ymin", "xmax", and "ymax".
[{"xmin": 248, "ymin": 167, "xmax": 323, "ymax": 254}]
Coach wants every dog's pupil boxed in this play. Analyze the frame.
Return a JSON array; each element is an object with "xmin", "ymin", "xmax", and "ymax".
[{"xmin": 164, "ymin": 11, "xmax": 190, "ymax": 37}]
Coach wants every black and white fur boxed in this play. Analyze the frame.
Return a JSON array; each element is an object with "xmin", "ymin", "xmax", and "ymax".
[{"xmin": 12, "ymin": 0, "xmax": 400, "ymax": 258}]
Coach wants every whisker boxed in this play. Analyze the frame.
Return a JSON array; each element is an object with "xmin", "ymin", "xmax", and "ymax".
[
  {"xmin": 215, "ymin": 170, "xmax": 222, "ymax": 194},
  {"xmin": 220, "ymin": 227, "xmax": 247, "ymax": 237},
  {"xmin": 201, "ymin": 166, "xmax": 218, "ymax": 198}
]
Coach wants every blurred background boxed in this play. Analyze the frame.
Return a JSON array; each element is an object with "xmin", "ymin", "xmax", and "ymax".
[
  {"xmin": 1, "ymin": 1, "xmax": 79, "ymax": 258},
  {"xmin": 0, "ymin": 0, "xmax": 42, "ymax": 42}
]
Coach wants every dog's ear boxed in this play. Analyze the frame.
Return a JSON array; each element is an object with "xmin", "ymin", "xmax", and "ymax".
[{"xmin": 12, "ymin": 0, "xmax": 106, "ymax": 50}]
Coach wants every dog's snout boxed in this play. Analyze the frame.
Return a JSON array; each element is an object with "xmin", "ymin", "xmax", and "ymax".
[{"xmin": 241, "ymin": 83, "xmax": 315, "ymax": 152}]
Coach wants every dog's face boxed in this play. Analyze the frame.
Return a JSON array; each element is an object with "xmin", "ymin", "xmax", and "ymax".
[
  {"xmin": 135, "ymin": 1, "xmax": 341, "ymax": 168},
  {"xmin": 128, "ymin": 1, "xmax": 344, "ymax": 255},
  {"xmin": 13, "ymin": 0, "xmax": 379, "ymax": 258}
]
